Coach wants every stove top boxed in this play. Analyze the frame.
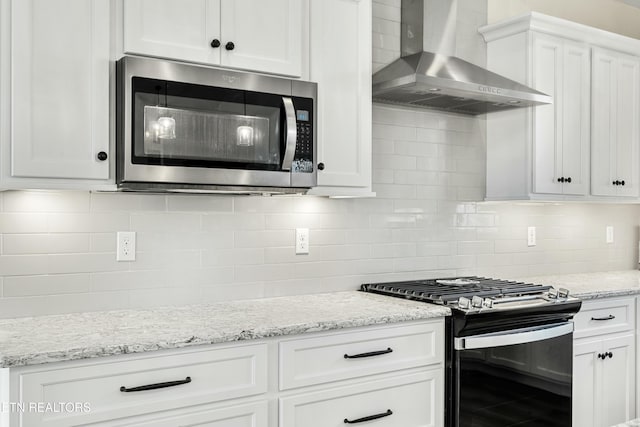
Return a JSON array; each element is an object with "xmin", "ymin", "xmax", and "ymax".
[{"xmin": 361, "ymin": 276, "xmax": 576, "ymax": 313}]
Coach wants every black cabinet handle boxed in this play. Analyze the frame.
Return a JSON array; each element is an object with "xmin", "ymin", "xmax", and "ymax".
[
  {"xmin": 613, "ymin": 180, "xmax": 618, "ymax": 186},
  {"xmin": 607, "ymin": 351, "xmax": 613, "ymax": 359},
  {"xmin": 97, "ymin": 151, "xmax": 108, "ymax": 161},
  {"xmin": 344, "ymin": 409, "xmax": 393, "ymax": 424},
  {"xmin": 598, "ymin": 353, "xmax": 605, "ymax": 359},
  {"xmin": 621, "ymin": 180, "xmax": 626, "ymax": 186},
  {"xmin": 210, "ymin": 39, "xmax": 221, "ymax": 48},
  {"xmin": 566, "ymin": 177, "xmax": 572, "ymax": 183},
  {"xmin": 120, "ymin": 376, "xmax": 191, "ymax": 393},
  {"xmin": 591, "ymin": 315, "xmax": 615, "ymax": 321},
  {"xmin": 317, "ymin": 162, "xmax": 325, "ymax": 171},
  {"xmin": 225, "ymin": 41, "xmax": 235, "ymax": 51},
  {"xmin": 344, "ymin": 348, "xmax": 393, "ymax": 359},
  {"xmin": 557, "ymin": 177, "xmax": 564, "ymax": 183}
]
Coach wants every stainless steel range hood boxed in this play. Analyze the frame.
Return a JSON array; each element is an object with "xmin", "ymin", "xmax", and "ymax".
[{"xmin": 372, "ymin": 0, "xmax": 551, "ymax": 115}]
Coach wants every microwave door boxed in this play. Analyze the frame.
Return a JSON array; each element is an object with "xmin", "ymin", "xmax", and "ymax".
[{"xmin": 281, "ymin": 97, "xmax": 297, "ymax": 171}]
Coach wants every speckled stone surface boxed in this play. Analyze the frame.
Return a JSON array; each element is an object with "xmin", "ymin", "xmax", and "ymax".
[
  {"xmin": 0, "ymin": 291, "xmax": 450, "ymax": 368},
  {"xmin": 612, "ymin": 419, "xmax": 640, "ymax": 427},
  {"xmin": 515, "ymin": 270, "xmax": 640, "ymax": 300}
]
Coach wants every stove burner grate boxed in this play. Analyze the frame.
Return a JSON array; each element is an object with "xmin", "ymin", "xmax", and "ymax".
[{"xmin": 361, "ymin": 276, "xmax": 552, "ymax": 304}]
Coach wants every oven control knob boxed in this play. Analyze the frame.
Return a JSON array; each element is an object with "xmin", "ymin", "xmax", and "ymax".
[
  {"xmin": 558, "ymin": 288, "xmax": 570, "ymax": 299},
  {"xmin": 471, "ymin": 296, "xmax": 484, "ymax": 308},
  {"xmin": 547, "ymin": 288, "xmax": 558, "ymax": 299},
  {"xmin": 483, "ymin": 298, "xmax": 494, "ymax": 309},
  {"xmin": 458, "ymin": 297, "xmax": 471, "ymax": 310}
]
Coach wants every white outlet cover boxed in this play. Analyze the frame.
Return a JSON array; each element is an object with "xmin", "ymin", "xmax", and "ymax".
[
  {"xmin": 527, "ymin": 226, "xmax": 536, "ymax": 247},
  {"xmin": 117, "ymin": 231, "xmax": 136, "ymax": 261},
  {"xmin": 296, "ymin": 228, "xmax": 309, "ymax": 255}
]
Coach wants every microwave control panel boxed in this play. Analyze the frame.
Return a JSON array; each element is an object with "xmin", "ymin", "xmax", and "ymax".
[{"xmin": 292, "ymin": 101, "xmax": 314, "ymax": 174}]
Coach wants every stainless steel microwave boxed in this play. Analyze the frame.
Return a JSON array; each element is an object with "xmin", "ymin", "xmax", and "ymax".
[{"xmin": 116, "ymin": 56, "xmax": 317, "ymax": 193}]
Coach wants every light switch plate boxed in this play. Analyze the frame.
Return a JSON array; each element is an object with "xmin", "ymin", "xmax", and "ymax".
[{"xmin": 606, "ymin": 226, "xmax": 614, "ymax": 244}]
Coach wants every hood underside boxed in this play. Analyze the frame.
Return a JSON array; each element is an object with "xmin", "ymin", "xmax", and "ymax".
[{"xmin": 373, "ymin": 51, "xmax": 552, "ymax": 115}]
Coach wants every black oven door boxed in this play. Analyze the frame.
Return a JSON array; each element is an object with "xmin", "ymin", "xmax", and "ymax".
[{"xmin": 453, "ymin": 322, "xmax": 573, "ymax": 427}]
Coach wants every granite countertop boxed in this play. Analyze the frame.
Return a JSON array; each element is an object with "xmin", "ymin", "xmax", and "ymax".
[
  {"xmin": 515, "ymin": 270, "xmax": 640, "ymax": 300},
  {"xmin": 0, "ymin": 291, "xmax": 450, "ymax": 369}
]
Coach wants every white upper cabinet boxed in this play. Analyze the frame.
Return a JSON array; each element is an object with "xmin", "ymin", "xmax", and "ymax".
[
  {"xmin": 4, "ymin": 0, "xmax": 112, "ymax": 186},
  {"xmin": 531, "ymin": 34, "xmax": 590, "ymax": 196},
  {"xmin": 306, "ymin": 0, "xmax": 373, "ymax": 197},
  {"xmin": 124, "ymin": 0, "xmax": 306, "ymax": 77},
  {"xmin": 123, "ymin": 0, "xmax": 221, "ymax": 66},
  {"xmin": 591, "ymin": 47, "xmax": 640, "ymax": 197},
  {"xmin": 481, "ymin": 13, "xmax": 640, "ymax": 202}
]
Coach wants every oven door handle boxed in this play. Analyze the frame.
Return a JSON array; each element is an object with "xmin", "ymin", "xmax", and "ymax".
[
  {"xmin": 281, "ymin": 97, "xmax": 297, "ymax": 171},
  {"xmin": 454, "ymin": 322, "xmax": 573, "ymax": 350}
]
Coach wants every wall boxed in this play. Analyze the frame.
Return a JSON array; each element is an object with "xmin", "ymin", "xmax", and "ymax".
[
  {"xmin": 488, "ymin": 0, "xmax": 640, "ymax": 39},
  {"xmin": 0, "ymin": 0, "xmax": 637, "ymax": 318}
]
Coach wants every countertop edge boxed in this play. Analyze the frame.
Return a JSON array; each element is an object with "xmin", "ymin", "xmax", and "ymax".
[{"xmin": 0, "ymin": 307, "xmax": 451, "ymax": 369}]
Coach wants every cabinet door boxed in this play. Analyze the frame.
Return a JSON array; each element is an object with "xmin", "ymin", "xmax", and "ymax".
[
  {"xmin": 532, "ymin": 34, "xmax": 564, "ymax": 195},
  {"xmin": 220, "ymin": 0, "xmax": 304, "ymax": 77},
  {"xmin": 309, "ymin": 0, "xmax": 372, "ymax": 192},
  {"xmin": 592, "ymin": 48, "xmax": 640, "ymax": 198},
  {"xmin": 280, "ymin": 371, "xmax": 443, "ymax": 427},
  {"xmin": 573, "ymin": 339, "xmax": 600, "ymax": 427},
  {"xmin": 124, "ymin": 0, "xmax": 221, "ymax": 65},
  {"xmin": 591, "ymin": 48, "xmax": 618, "ymax": 197},
  {"xmin": 560, "ymin": 41, "xmax": 590, "ymax": 196},
  {"xmin": 614, "ymin": 54, "xmax": 640, "ymax": 197},
  {"xmin": 90, "ymin": 401, "xmax": 268, "ymax": 427},
  {"xmin": 10, "ymin": 0, "xmax": 110, "ymax": 180},
  {"xmin": 601, "ymin": 333, "xmax": 636, "ymax": 427}
]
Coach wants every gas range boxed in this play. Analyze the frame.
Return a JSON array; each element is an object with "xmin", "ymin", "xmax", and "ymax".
[
  {"xmin": 361, "ymin": 276, "xmax": 582, "ymax": 427},
  {"xmin": 361, "ymin": 276, "xmax": 579, "ymax": 314}
]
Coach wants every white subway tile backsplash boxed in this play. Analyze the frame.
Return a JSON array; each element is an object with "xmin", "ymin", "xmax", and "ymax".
[
  {"xmin": 90, "ymin": 193, "xmax": 166, "ymax": 212},
  {"xmin": 3, "ymin": 274, "xmax": 89, "ymax": 297},
  {"xmin": 0, "ymin": 3, "xmax": 638, "ymax": 318},
  {"xmin": 130, "ymin": 213, "xmax": 200, "ymax": 232},
  {"xmin": 167, "ymin": 195, "xmax": 233, "ymax": 212},
  {"xmin": 5, "ymin": 233, "xmax": 89, "ymax": 255},
  {"xmin": 3, "ymin": 191, "xmax": 90, "ymax": 213}
]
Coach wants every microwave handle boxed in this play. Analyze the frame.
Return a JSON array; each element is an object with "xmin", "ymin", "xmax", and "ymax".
[{"xmin": 281, "ymin": 97, "xmax": 297, "ymax": 171}]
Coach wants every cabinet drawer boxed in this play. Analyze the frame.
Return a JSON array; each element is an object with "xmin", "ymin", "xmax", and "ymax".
[
  {"xmin": 573, "ymin": 297, "xmax": 635, "ymax": 339},
  {"xmin": 17, "ymin": 344, "xmax": 267, "ymax": 426},
  {"xmin": 279, "ymin": 370, "xmax": 443, "ymax": 427},
  {"xmin": 91, "ymin": 400, "xmax": 269, "ymax": 427},
  {"xmin": 279, "ymin": 321, "xmax": 443, "ymax": 390}
]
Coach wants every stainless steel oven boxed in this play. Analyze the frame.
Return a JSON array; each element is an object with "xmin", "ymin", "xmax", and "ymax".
[
  {"xmin": 116, "ymin": 56, "xmax": 317, "ymax": 193},
  {"xmin": 361, "ymin": 276, "xmax": 582, "ymax": 427}
]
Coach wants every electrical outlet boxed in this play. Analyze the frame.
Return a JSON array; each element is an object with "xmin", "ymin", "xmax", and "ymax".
[
  {"xmin": 296, "ymin": 228, "xmax": 309, "ymax": 255},
  {"xmin": 606, "ymin": 226, "xmax": 614, "ymax": 244},
  {"xmin": 117, "ymin": 231, "xmax": 136, "ymax": 261},
  {"xmin": 527, "ymin": 226, "xmax": 536, "ymax": 247}
]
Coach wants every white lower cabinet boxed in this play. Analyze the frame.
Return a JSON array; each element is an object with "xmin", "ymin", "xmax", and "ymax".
[
  {"xmin": 279, "ymin": 371, "xmax": 443, "ymax": 427},
  {"xmin": 91, "ymin": 401, "xmax": 269, "ymax": 427},
  {"xmin": 572, "ymin": 297, "xmax": 636, "ymax": 427},
  {"xmin": 2, "ymin": 319, "xmax": 444, "ymax": 427}
]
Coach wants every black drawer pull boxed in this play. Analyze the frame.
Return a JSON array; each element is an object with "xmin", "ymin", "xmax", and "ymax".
[
  {"xmin": 344, "ymin": 409, "xmax": 393, "ymax": 424},
  {"xmin": 344, "ymin": 348, "xmax": 393, "ymax": 359},
  {"xmin": 591, "ymin": 315, "xmax": 615, "ymax": 321},
  {"xmin": 120, "ymin": 376, "xmax": 191, "ymax": 392}
]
